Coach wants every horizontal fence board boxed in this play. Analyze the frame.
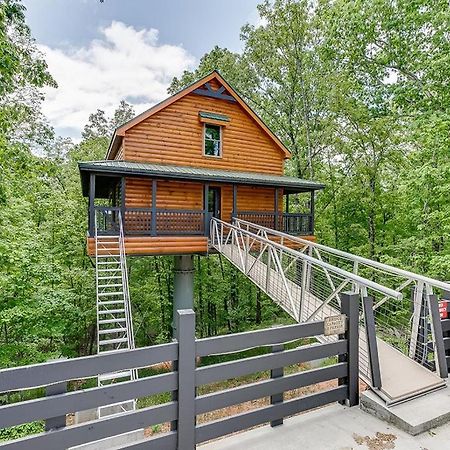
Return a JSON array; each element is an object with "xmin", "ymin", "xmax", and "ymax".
[
  {"xmin": 196, "ymin": 363, "xmax": 347, "ymax": 414},
  {"xmin": 196, "ymin": 386, "xmax": 347, "ymax": 444},
  {"xmin": 0, "ymin": 402, "xmax": 177, "ymax": 450},
  {"xmin": 0, "ymin": 372, "xmax": 177, "ymax": 429},
  {"xmin": 442, "ymin": 319, "xmax": 450, "ymax": 332},
  {"xmin": 196, "ymin": 321, "xmax": 325, "ymax": 357},
  {"xmin": 196, "ymin": 341, "xmax": 347, "ymax": 386},
  {"xmin": 119, "ymin": 431, "xmax": 177, "ymax": 450},
  {"xmin": 0, "ymin": 343, "xmax": 177, "ymax": 392}
]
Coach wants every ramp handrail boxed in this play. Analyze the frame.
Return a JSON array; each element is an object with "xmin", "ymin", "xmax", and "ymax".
[
  {"xmin": 211, "ymin": 218, "xmax": 402, "ymax": 301},
  {"xmin": 234, "ymin": 218, "xmax": 450, "ymax": 295}
]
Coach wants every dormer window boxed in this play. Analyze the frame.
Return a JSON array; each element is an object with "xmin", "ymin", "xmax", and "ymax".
[{"xmin": 204, "ymin": 124, "xmax": 222, "ymax": 157}]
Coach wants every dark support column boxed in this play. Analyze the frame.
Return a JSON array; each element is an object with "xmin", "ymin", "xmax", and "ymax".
[
  {"xmin": 45, "ymin": 381, "xmax": 67, "ymax": 431},
  {"xmin": 363, "ymin": 296, "xmax": 382, "ymax": 389},
  {"xmin": 203, "ymin": 183, "xmax": 209, "ymax": 236},
  {"xmin": 176, "ymin": 309, "xmax": 196, "ymax": 450},
  {"xmin": 89, "ymin": 173, "xmax": 95, "ymax": 236},
  {"xmin": 151, "ymin": 179, "xmax": 157, "ymax": 236},
  {"xmin": 232, "ymin": 184, "xmax": 237, "ymax": 222},
  {"xmin": 428, "ymin": 294, "xmax": 448, "ymax": 378},
  {"xmin": 120, "ymin": 177, "xmax": 126, "ymax": 227},
  {"xmin": 274, "ymin": 188, "xmax": 279, "ymax": 230},
  {"xmin": 270, "ymin": 330, "xmax": 284, "ymax": 427},
  {"xmin": 285, "ymin": 193, "xmax": 290, "ymax": 214},
  {"xmin": 172, "ymin": 255, "xmax": 195, "ymax": 337},
  {"xmin": 339, "ymin": 292, "xmax": 360, "ymax": 407},
  {"xmin": 310, "ymin": 190, "xmax": 315, "ymax": 235}
]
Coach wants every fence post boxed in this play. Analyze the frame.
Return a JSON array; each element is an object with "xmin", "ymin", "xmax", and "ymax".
[
  {"xmin": 45, "ymin": 381, "xmax": 67, "ymax": 431},
  {"xmin": 363, "ymin": 296, "xmax": 382, "ymax": 389},
  {"xmin": 427, "ymin": 294, "xmax": 448, "ymax": 379},
  {"xmin": 270, "ymin": 328, "xmax": 284, "ymax": 427},
  {"xmin": 339, "ymin": 292, "xmax": 359, "ymax": 407},
  {"xmin": 176, "ymin": 309, "xmax": 196, "ymax": 450}
]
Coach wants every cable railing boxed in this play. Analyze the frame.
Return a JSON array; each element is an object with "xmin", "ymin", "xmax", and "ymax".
[{"xmin": 233, "ymin": 218, "xmax": 450, "ymax": 380}]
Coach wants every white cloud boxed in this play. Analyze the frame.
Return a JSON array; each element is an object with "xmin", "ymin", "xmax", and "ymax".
[{"xmin": 39, "ymin": 21, "xmax": 196, "ymax": 138}]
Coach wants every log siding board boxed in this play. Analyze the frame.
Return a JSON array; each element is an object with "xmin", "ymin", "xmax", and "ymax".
[{"xmin": 122, "ymin": 91, "xmax": 285, "ymax": 174}]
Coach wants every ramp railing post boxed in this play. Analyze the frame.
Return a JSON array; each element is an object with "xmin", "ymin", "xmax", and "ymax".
[
  {"xmin": 428, "ymin": 294, "xmax": 448, "ymax": 379},
  {"xmin": 176, "ymin": 309, "xmax": 196, "ymax": 450},
  {"xmin": 363, "ymin": 296, "xmax": 382, "ymax": 389},
  {"xmin": 339, "ymin": 292, "xmax": 359, "ymax": 407}
]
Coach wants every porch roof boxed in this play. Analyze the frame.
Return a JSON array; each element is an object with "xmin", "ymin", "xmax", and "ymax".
[{"xmin": 78, "ymin": 160, "xmax": 325, "ymax": 197}]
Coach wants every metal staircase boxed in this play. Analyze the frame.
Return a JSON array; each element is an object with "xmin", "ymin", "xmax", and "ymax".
[
  {"xmin": 95, "ymin": 210, "xmax": 136, "ymax": 418},
  {"xmin": 210, "ymin": 217, "xmax": 447, "ymax": 405}
]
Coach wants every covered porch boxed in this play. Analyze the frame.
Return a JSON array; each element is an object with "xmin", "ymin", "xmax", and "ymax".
[{"xmin": 79, "ymin": 161, "xmax": 324, "ymax": 254}]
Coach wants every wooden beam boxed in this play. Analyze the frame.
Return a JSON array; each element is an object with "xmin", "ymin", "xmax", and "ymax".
[
  {"xmin": 232, "ymin": 185, "xmax": 237, "ymax": 220},
  {"xmin": 204, "ymin": 183, "xmax": 209, "ymax": 236},
  {"xmin": 89, "ymin": 174, "xmax": 95, "ymax": 237},
  {"xmin": 151, "ymin": 180, "xmax": 157, "ymax": 236}
]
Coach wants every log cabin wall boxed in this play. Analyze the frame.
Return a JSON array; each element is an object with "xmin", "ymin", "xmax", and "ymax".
[
  {"xmin": 124, "ymin": 177, "xmax": 283, "ymax": 221},
  {"xmin": 121, "ymin": 78, "xmax": 285, "ymax": 175}
]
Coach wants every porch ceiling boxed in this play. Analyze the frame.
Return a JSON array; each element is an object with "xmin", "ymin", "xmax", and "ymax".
[{"xmin": 78, "ymin": 160, "xmax": 325, "ymax": 197}]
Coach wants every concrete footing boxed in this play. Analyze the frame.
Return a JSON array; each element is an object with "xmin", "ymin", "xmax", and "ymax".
[{"xmin": 361, "ymin": 386, "xmax": 450, "ymax": 435}]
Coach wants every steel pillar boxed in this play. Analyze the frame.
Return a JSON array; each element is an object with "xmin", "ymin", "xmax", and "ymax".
[{"xmin": 172, "ymin": 255, "xmax": 195, "ymax": 336}]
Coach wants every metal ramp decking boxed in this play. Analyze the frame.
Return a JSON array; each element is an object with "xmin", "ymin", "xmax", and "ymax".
[{"xmin": 210, "ymin": 219, "xmax": 446, "ymax": 405}]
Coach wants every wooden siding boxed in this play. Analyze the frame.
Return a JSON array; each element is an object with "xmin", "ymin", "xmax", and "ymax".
[
  {"xmin": 124, "ymin": 177, "xmax": 282, "ymax": 220},
  {"xmin": 123, "ymin": 85, "xmax": 285, "ymax": 174},
  {"xmin": 88, "ymin": 236, "xmax": 208, "ymax": 256}
]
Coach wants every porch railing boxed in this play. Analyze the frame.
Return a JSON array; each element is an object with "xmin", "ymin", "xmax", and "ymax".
[
  {"xmin": 94, "ymin": 207, "xmax": 206, "ymax": 237},
  {"xmin": 236, "ymin": 211, "xmax": 313, "ymax": 235},
  {"xmin": 0, "ymin": 295, "xmax": 358, "ymax": 449}
]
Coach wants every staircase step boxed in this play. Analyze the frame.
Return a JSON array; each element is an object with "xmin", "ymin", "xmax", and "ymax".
[
  {"xmin": 98, "ymin": 371, "xmax": 132, "ymax": 382},
  {"xmin": 99, "ymin": 337, "xmax": 129, "ymax": 345},
  {"xmin": 97, "ymin": 255, "xmax": 120, "ymax": 259},
  {"xmin": 98, "ymin": 291, "xmax": 124, "ymax": 297},
  {"xmin": 98, "ymin": 328, "xmax": 126, "ymax": 335},
  {"xmin": 98, "ymin": 276, "xmax": 122, "ymax": 280},
  {"xmin": 98, "ymin": 309, "xmax": 125, "ymax": 315},
  {"xmin": 98, "ymin": 268, "xmax": 121, "ymax": 272},
  {"xmin": 98, "ymin": 283, "xmax": 123, "ymax": 289},
  {"xmin": 98, "ymin": 300, "xmax": 125, "ymax": 306},
  {"xmin": 99, "ymin": 318, "xmax": 127, "ymax": 324},
  {"xmin": 97, "ymin": 262, "xmax": 121, "ymax": 266}
]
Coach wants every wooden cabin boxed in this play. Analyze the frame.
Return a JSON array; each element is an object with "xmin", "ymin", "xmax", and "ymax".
[{"xmin": 79, "ymin": 71, "xmax": 324, "ymax": 256}]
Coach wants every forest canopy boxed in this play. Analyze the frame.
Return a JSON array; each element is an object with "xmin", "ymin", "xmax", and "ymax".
[{"xmin": 1, "ymin": 0, "xmax": 449, "ymax": 368}]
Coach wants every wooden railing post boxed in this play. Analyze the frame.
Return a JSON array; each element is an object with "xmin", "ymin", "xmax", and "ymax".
[
  {"xmin": 151, "ymin": 180, "xmax": 157, "ymax": 236},
  {"xmin": 176, "ymin": 309, "xmax": 196, "ymax": 450},
  {"xmin": 270, "ymin": 330, "xmax": 284, "ymax": 427},
  {"xmin": 339, "ymin": 292, "xmax": 359, "ymax": 407},
  {"xmin": 45, "ymin": 381, "xmax": 67, "ymax": 431}
]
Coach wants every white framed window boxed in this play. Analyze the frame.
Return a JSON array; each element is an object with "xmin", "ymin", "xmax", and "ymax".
[{"xmin": 203, "ymin": 123, "xmax": 222, "ymax": 157}]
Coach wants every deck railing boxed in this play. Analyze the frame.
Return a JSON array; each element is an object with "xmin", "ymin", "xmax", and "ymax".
[
  {"xmin": 237, "ymin": 211, "xmax": 313, "ymax": 235},
  {"xmin": 0, "ymin": 296, "xmax": 358, "ymax": 449},
  {"xmin": 94, "ymin": 207, "xmax": 206, "ymax": 237}
]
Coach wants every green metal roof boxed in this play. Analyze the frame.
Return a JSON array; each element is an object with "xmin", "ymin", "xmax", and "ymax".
[
  {"xmin": 199, "ymin": 111, "xmax": 230, "ymax": 122},
  {"xmin": 78, "ymin": 160, "xmax": 325, "ymax": 197}
]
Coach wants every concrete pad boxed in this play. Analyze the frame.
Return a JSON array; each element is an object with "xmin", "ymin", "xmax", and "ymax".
[
  {"xmin": 361, "ymin": 386, "xmax": 450, "ymax": 435},
  {"xmin": 201, "ymin": 403, "xmax": 450, "ymax": 450}
]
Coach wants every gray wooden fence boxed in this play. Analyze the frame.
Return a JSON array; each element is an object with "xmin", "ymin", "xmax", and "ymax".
[{"xmin": 0, "ymin": 292, "xmax": 359, "ymax": 449}]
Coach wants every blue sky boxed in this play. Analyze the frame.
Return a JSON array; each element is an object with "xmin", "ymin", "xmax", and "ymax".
[{"xmin": 22, "ymin": 0, "xmax": 262, "ymax": 140}]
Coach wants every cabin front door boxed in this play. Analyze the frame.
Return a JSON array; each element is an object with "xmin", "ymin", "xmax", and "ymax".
[{"xmin": 208, "ymin": 187, "xmax": 221, "ymax": 220}]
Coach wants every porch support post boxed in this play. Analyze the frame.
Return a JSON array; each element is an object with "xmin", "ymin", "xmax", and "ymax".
[
  {"xmin": 89, "ymin": 173, "xmax": 95, "ymax": 237},
  {"xmin": 120, "ymin": 177, "xmax": 126, "ymax": 226},
  {"xmin": 172, "ymin": 255, "xmax": 195, "ymax": 337},
  {"xmin": 274, "ymin": 188, "xmax": 279, "ymax": 230},
  {"xmin": 232, "ymin": 184, "xmax": 237, "ymax": 222},
  {"xmin": 310, "ymin": 190, "xmax": 315, "ymax": 235},
  {"xmin": 151, "ymin": 179, "xmax": 157, "ymax": 236},
  {"xmin": 203, "ymin": 183, "xmax": 209, "ymax": 236},
  {"xmin": 285, "ymin": 193, "xmax": 289, "ymax": 214}
]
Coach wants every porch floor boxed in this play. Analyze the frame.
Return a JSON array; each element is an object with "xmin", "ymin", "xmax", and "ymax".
[{"xmin": 201, "ymin": 403, "xmax": 450, "ymax": 450}]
